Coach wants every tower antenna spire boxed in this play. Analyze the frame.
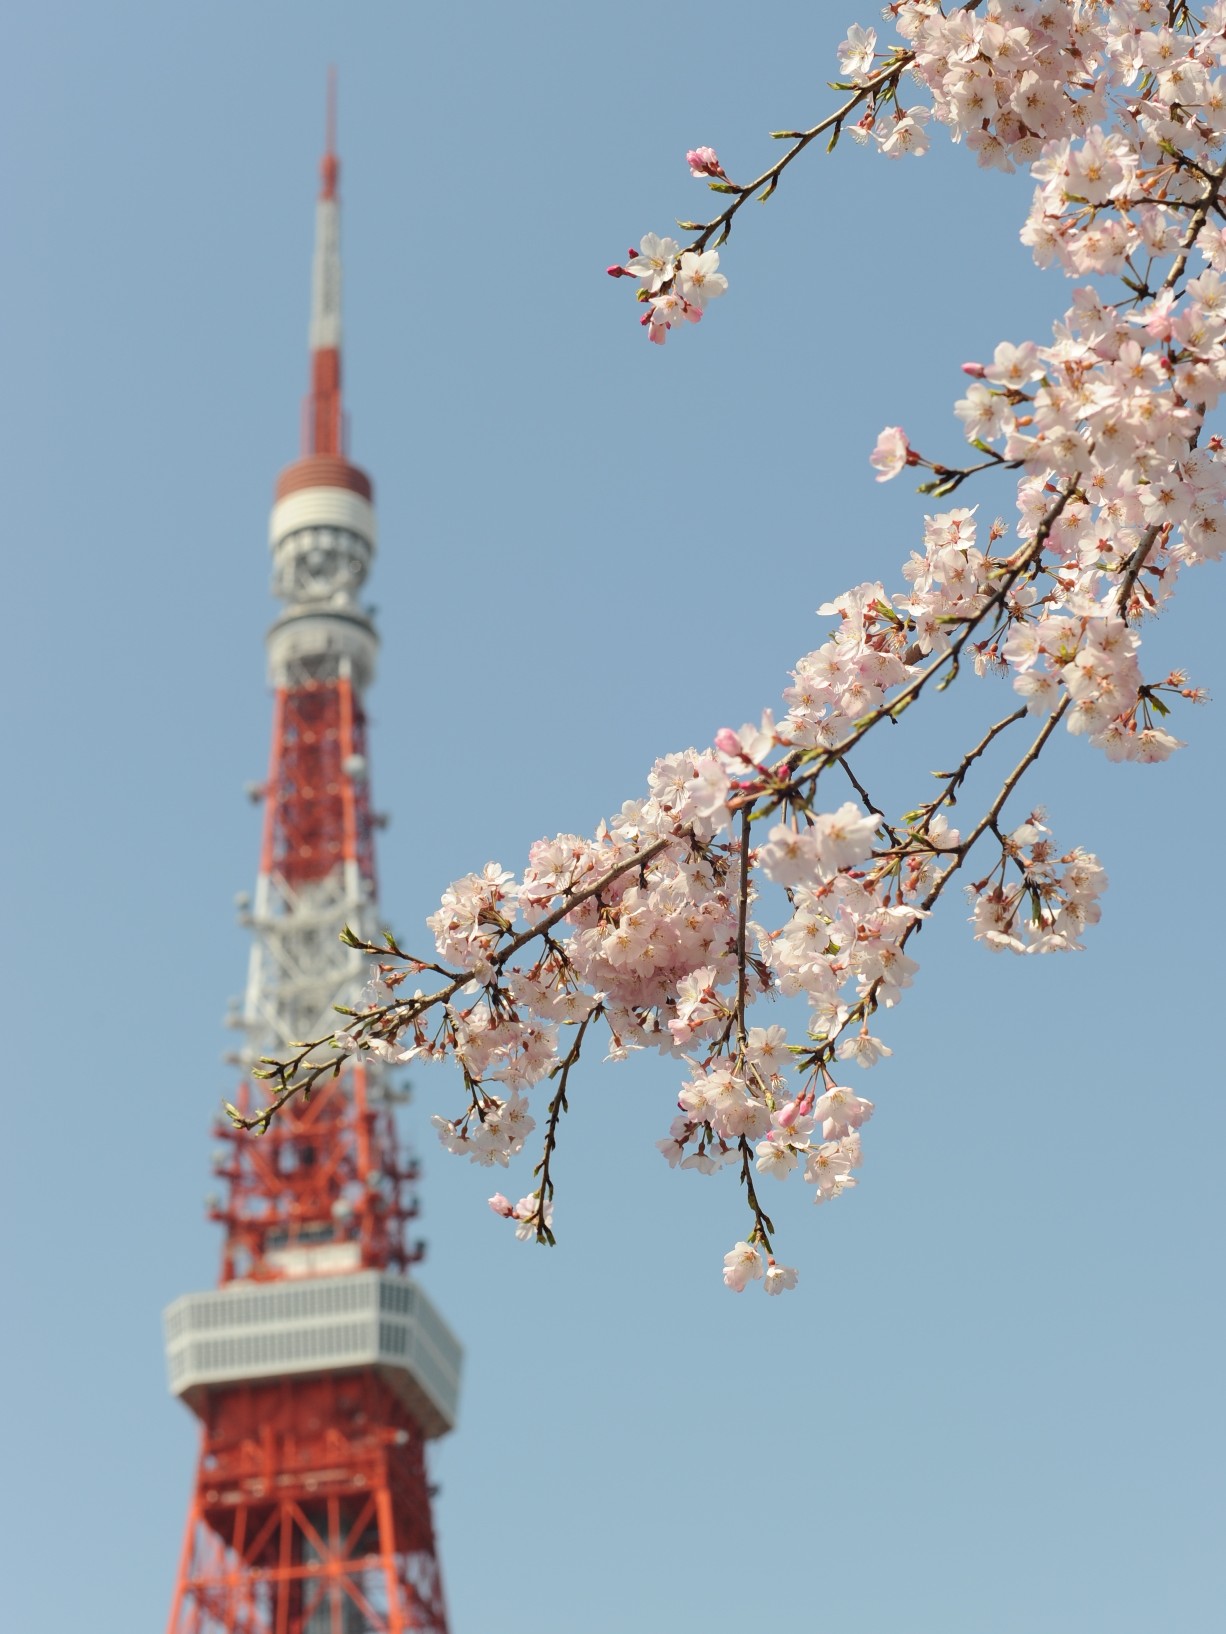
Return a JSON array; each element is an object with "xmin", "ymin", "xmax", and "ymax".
[
  {"xmin": 322, "ymin": 65, "xmax": 338, "ymax": 199},
  {"xmin": 307, "ymin": 69, "xmax": 343, "ymax": 454}
]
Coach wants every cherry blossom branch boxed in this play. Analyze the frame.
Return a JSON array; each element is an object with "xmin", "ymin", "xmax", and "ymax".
[
  {"xmin": 719, "ymin": 698, "xmax": 1072, "ymax": 1238},
  {"xmin": 664, "ymin": 0, "xmax": 990, "ymax": 262},
  {"xmin": 915, "ymin": 706, "xmax": 1030, "ymax": 831},
  {"xmin": 756, "ymin": 481, "xmax": 1079, "ymax": 815},
  {"xmin": 237, "ymin": 835, "xmax": 675, "ymax": 1128},
  {"xmin": 487, "ymin": 4, "xmax": 1220, "ymax": 1281},
  {"xmin": 1160, "ymin": 158, "xmax": 1226, "ymax": 295},
  {"xmin": 1113, "ymin": 192, "xmax": 1216, "ymax": 624},
  {"xmin": 837, "ymin": 755, "xmax": 892, "ymax": 828},
  {"xmin": 525, "ymin": 1001, "xmax": 602, "ymax": 1246},
  {"xmin": 1114, "ymin": 523, "xmax": 1164, "ymax": 621},
  {"xmin": 1110, "ymin": 168, "xmax": 1222, "ymax": 624},
  {"xmin": 217, "ymin": 6, "xmax": 1226, "ymax": 1293},
  {"xmin": 796, "ymin": 695, "xmax": 1073, "ymax": 1077},
  {"xmin": 915, "ymin": 450, "xmax": 1023, "ymax": 500},
  {"xmin": 734, "ymin": 808, "xmax": 752, "ymax": 1051},
  {"xmin": 737, "ymin": 1135, "xmax": 776, "ymax": 1253},
  {"xmin": 248, "ymin": 479, "xmax": 1072, "ymax": 1135},
  {"xmin": 680, "ymin": 52, "xmax": 916, "ymax": 256},
  {"xmin": 931, "ymin": 698, "xmax": 1072, "ymax": 886}
]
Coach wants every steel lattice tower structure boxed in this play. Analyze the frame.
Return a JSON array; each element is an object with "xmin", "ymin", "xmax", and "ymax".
[{"xmin": 164, "ymin": 88, "xmax": 461, "ymax": 1634}]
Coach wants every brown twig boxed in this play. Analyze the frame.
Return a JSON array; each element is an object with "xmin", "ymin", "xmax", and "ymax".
[{"xmin": 527, "ymin": 1001, "xmax": 602, "ymax": 1246}]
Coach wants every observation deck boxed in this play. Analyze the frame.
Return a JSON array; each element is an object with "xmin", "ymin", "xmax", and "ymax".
[{"xmin": 164, "ymin": 1270, "xmax": 461, "ymax": 1440}]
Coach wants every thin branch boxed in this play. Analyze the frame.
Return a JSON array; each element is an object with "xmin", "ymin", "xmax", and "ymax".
[
  {"xmin": 734, "ymin": 808, "xmax": 752, "ymax": 1051},
  {"xmin": 1160, "ymin": 159, "xmax": 1226, "ymax": 295},
  {"xmin": 922, "ymin": 695, "xmax": 1072, "ymax": 907},
  {"xmin": 684, "ymin": 53, "xmax": 916, "ymax": 256},
  {"xmin": 917, "ymin": 452, "xmax": 1024, "ymax": 499},
  {"xmin": 674, "ymin": 1, "xmax": 988, "ymax": 256},
  {"xmin": 837, "ymin": 755, "xmax": 885, "ymax": 819},
  {"xmin": 918, "ymin": 705, "xmax": 1029, "ymax": 827},
  {"xmin": 737, "ymin": 1135, "xmax": 776, "ymax": 1253},
  {"xmin": 1114, "ymin": 523, "xmax": 1163, "ymax": 621},
  {"xmin": 528, "ymin": 1001, "xmax": 602, "ymax": 1245}
]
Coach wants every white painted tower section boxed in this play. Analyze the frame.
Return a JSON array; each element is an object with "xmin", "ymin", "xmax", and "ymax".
[
  {"xmin": 237, "ymin": 472, "xmax": 381, "ymax": 1064},
  {"xmin": 309, "ymin": 195, "xmax": 342, "ymax": 352}
]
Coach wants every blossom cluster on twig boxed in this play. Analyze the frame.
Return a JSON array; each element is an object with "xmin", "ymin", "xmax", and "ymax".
[{"xmin": 241, "ymin": 1, "xmax": 1224, "ymax": 1295}]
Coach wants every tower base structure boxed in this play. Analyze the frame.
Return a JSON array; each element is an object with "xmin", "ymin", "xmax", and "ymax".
[{"xmin": 167, "ymin": 1373, "xmax": 448, "ymax": 1634}]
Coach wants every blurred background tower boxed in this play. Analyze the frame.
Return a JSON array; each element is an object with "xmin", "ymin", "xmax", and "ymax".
[{"xmin": 164, "ymin": 82, "xmax": 461, "ymax": 1634}]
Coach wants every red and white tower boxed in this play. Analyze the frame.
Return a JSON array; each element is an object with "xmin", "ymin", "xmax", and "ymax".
[{"xmin": 164, "ymin": 88, "xmax": 460, "ymax": 1634}]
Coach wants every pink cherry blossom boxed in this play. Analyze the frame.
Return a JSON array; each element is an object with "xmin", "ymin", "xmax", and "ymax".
[
  {"xmin": 626, "ymin": 233, "xmax": 680, "ymax": 293},
  {"xmin": 838, "ymin": 24, "xmax": 877, "ymax": 83},
  {"xmin": 676, "ymin": 250, "xmax": 728, "ymax": 309},
  {"xmin": 870, "ymin": 425, "xmax": 912, "ymax": 481},
  {"xmin": 764, "ymin": 1261, "xmax": 799, "ymax": 1296},
  {"xmin": 722, "ymin": 1241, "xmax": 765, "ymax": 1292}
]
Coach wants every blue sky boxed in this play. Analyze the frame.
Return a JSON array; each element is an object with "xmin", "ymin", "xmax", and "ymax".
[{"xmin": 3, "ymin": 4, "xmax": 1224, "ymax": 1631}]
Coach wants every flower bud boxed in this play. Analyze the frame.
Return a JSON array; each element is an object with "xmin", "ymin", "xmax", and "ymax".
[
  {"xmin": 775, "ymin": 1091, "xmax": 812, "ymax": 1129},
  {"xmin": 686, "ymin": 146, "xmax": 726, "ymax": 179}
]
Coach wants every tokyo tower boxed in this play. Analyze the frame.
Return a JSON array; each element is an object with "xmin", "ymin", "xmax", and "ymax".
[{"xmin": 164, "ymin": 85, "xmax": 461, "ymax": 1634}]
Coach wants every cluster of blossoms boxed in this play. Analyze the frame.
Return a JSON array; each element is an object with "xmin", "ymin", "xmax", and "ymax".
[
  {"xmin": 488, "ymin": 1191, "xmax": 554, "ymax": 1241},
  {"xmin": 606, "ymin": 232, "xmax": 728, "ymax": 344},
  {"xmin": 252, "ymin": 3, "xmax": 1225, "ymax": 1295},
  {"xmin": 723, "ymin": 1243, "xmax": 799, "ymax": 1295},
  {"xmin": 853, "ymin": 2, "xmax": 1226, "ymax": 766},
  {"xmin": 968, "ymin": 811, "xmax": 1108, "ymax": 953},
  {"xmin": 321, "ymin": 547, "xmax": 1109, "ymax": 1293},
  {"xmin": 895, "ymin": 1, "xmax": 1226, "ymax": 175}
]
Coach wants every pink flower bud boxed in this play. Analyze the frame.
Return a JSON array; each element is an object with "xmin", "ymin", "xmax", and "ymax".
[
  {"xmin": 606, "ymin": 263, "xmax": 632, "ymax": 278},
  {"xmin": 686, "ymin": 146, "xmax": 725, "ymax": 179},
  {"xmin": 775, "ymin": 1090, "xmax": 814, "ymax": 1129},
  {"xmin": 488, "ymin": 1193, "xmax": 514, "ymax": 1217},
  {"xmin": 714, "ymin": 727, "xmax": 743, "ymax": 757},
  {"xmin": 960, "ymin": 361, "xmax": 986, "ymax": 377}
]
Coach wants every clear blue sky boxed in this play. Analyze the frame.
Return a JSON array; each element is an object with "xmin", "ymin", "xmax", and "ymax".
[{"xmin": 3, "ymin": 5, "xmax": 1223, "ymax": 1631}]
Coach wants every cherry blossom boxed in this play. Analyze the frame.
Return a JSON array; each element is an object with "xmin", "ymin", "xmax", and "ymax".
[
  {"xmin": 764, "ymin": 1261, "xmax": 800, "ymax": 1296},
  {"xmin": 676, "ymin": 250, "xmax": 728, "ymax": 309},
  {"xmin": 246, "ymin": 3, "xmax": 1226, "ymax": 1296},
  {"xmin": 838, "ymin": 24, "xmax": 877, "ymax": 83},
  {"xmin": 870, "ymin": 425, "xmax": 912, "ymax": 481},
  {"xmin": 625, "ymin": 233, "xmax": 680, "ymax": 293},
  {"xmin": 722, "ymin": 1241, "xmax": 765, "ymax": 1292}
]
